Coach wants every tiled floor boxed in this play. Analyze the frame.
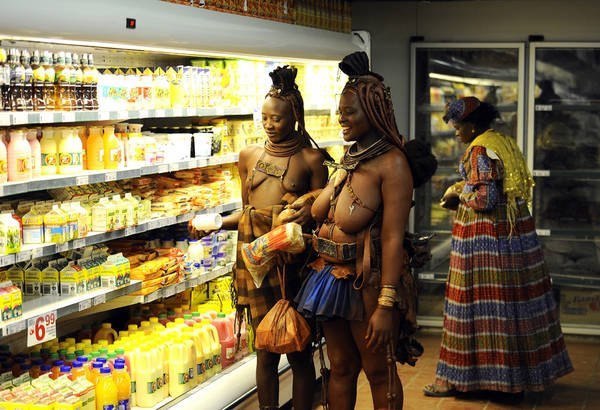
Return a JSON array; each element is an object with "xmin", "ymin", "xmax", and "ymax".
[{"xmin": 327, "ymin": 329, "xmax": 600, "ymax": 410}]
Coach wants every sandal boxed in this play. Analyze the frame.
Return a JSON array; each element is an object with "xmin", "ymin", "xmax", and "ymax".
[{"xmin": 423, "ymin": 383, "xmax": 457, "ymax": 397}]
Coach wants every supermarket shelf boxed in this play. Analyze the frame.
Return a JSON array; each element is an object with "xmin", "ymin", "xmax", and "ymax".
[
  {"xmin": 536, "ymin": 228, "xmax": 600, "ymax": 238},
  {"xmin": 532, "ymin": 169, "xmax": 600, "ymax": 178},
  {"xmin": 117, "ymin": 262, "xmax": 235, "ymax": 305},
  {"xmin": 0, "ymin": 281, "xmax": 141, "ymax": 337},
  {"xmin": 0, "ymin": 200, "xmax": 243, "ymax": 269},
  {"xmin": 0, "ymin": 155, "xmax": 240, "ymax": 198},
  {"xmin": 417, "ymin": 271, "xmax": 448, "ymax": 282},
  {"xmin": 551, "ymin": 273, "xmax": 600, "ymax": 289},
  {"xmin": 534, "ymin": 103, "xmax": 600, "ymax": 112}
]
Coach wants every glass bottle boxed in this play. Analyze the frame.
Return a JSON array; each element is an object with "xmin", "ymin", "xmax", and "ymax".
[
  {"xmin": 31, "ymin": 50, "xmax": 45, "ymax": 111},
  {"xmin": 80, "ymin": 54, "xmax": 90, "ymax": 110},
  {"xmin": 87, "ymin": 54, "xmax": 99, "ymax": 110},
  {"xmin": 54, "ymin": 51, "xmax": 70, "ymax": 111},
  {"xmin": 65, "ymin": 53, "xmax": 76, "ymax": 110},
  {"xmin": 21, "ymin": 50, "xmax": 34, "ymax": 111},
  {"xmin": 42, "ymin": 51, "xmax": 56, "ymax": 110},
  {"xmin": 0, "ymin": 48, "xmax": 8, "ymax": 111},
  {"xmin": 9, "ymin": 49, "xmax": 25, "ymax": 111}
]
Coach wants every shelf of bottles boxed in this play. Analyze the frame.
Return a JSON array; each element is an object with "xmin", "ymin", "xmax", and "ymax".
[
  {"xmin": 528, "ymin": 43, "xmax": 600, "ymax": 309},
  {"xmin": 410, "ymin": 43, "xmax": 525, "ymax": 318}
]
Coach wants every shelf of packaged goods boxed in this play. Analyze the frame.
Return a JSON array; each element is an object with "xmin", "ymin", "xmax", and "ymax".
[
  {"xmin": 0, "ymin": 154, "xmax": 240, "ymax": 198},
  {"xmin": 0, "ymin": 200, "xmax": 243, "ymax": 269},
  {"xmin": 118, "ymin": 262, "xmax": 235, "ymax": 305},
  {"xmin": 140, "ymin": 343, "xmax": 327, "ymax": 410},
  {"xmin": 0, "ymin": 280, "xmax": 141, "ymax": 337},
  {"xmin": 0, "ymin": 107, "xmax": 255, "ymax": 127},
  {"xmin": 0, "ymin": 105, "xmax": 338, "ymax": 127},
  {"xmin": 532, "ymin": 169, "xmax": 600, "ymax": 178},
  {"xmin": 417, "ymin": 103, "xmax": 517, "ymax": 114},
  {"xmin": 534, "ymin": 103, "xmax": 600, "ymax": 112}
]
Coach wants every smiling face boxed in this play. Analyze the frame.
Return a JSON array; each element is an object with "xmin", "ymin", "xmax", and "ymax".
[
  {"xmin": 338, "ymin": 89, "xmax": 372, "ymax": 143},
  {"xmin": 262, "ymin": 96, "xmax": 295, "ymax": 143}
]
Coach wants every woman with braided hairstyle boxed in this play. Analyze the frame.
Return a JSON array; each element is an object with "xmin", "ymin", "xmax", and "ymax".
[
  {"xmin": 191, "ymin": 65, "xmax": 328, "ymax": 409},
  {"xmin": 295, "ymin": 52, "xmax": 417, "ymax": 409}
]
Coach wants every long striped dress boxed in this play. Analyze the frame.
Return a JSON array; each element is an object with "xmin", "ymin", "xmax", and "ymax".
[{"xmin": 435, "ymin": 145, "xmax": 573, "ymax": 393}]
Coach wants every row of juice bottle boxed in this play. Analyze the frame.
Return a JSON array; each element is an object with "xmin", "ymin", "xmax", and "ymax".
[
  {"xmin": 0, "ymin": 48, "xmax": 99, "ymax": 112},
  {"xmin": 4, "ymin": 247, "xmax": 131, "ymax": 297}
]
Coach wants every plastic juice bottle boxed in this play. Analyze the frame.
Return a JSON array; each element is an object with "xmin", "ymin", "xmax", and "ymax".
[
  {"xmin": 148, "ymin": 317, "xmax": 165, "ymax": 332},
  {"xmin": 77, "ymin": 126, "xmax": 88, "ymax": 169},
  {"xmin": 96, "ymin": 367, "xmax": 118, "ymax": 410},
  {"xmin": 167, "ymin": 337, "xmax": 192, "ymax": 397},
  {"xmin": 70, "ymin": 360, "xmax": 85, "ymax": 380},
  {"xmin": 127, "ymin": 324, "xmax": 138, "ymax": 334},
  {"xmin": 58, "ymin": 128, "xmax": 82, "ymax": 174},
  {"xmin": 125, "ymin": 123, "xmax": 145, "ymax": 168},
  {"xmin": 40, "ymin": 127, "xmax": 58, "ymax": 175},
  {"xmin": 42, "ymin": 51, "xmax": 55, "ymax": 110},
  {"xmin": 114, "ymin": 349, "xmax": 129, "ymax": 371},
  {"xmin": 134, "ymin": 346, "xmax": 158, "ymax": 407},
  {"xmin": 112, "ymin": 361, "xmax": 131, "ymax": 410},
  {"xmin": 201, "ymin": 319, "xmax": 222, "ymax": 375},
  {"xmin": 0, "ymin": 137, "xmax": 7, "ymax": 183},
  {"xmin": 212, "ymin": 313, "xmax": 235, "ymax": 368},
  {"xmin": 183, "ymin": 326, "xmax": 206, "ymax": 383},
  {"xmin": 123, "ymin": 347, "xmax": 138, "ymax": 407},
  {"xmin": 65, "ymin": 353, "xmax": 77, "ymax": 367},
  {"xmin": 8, "ymin": 129, "xmax": 32, "ymax": 181},
  {"xmin": 89, "ymin": 361, "xmax": 103, "ymax": 385},
  {"xmin": 86, "ymin": 126, "xmax": 104, "ymax": 170},
  {"xmin": 94, "ymin": 323, "xmax": 118, "ymax": 345},
  {"xmin": 53, "ymin": 52, "xmax": 69, "ymax": 110},
  {"xmin": 26, "ymin": 129, "xmax": 41, "ymax": 178},
  {"xmin": 50, "ymin": 360, "xmax": 64, "ymax": 380},
  {"xmin": 103, "ymin": 126, "xmax": 120, "ymax": 169},
  {"xmin": 139, "ymin": 321, "xmax": 152, "ymax": 335},
  {"xmin": 44, "ymin": 204, "xmax": 67, "ymax": 244}
]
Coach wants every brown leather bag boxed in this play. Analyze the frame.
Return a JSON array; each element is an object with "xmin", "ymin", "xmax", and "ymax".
[{"xmin": 254, "ymin": 266, "xmax": 312, "ymax": 354}]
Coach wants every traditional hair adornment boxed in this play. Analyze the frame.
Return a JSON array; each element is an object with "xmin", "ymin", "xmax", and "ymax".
[
  {"xmin": 267, "ymin": 65, "xmax": 299, "ymax": 97},
  {"xmin": 442, "ymin": 96, "xmax": 481, "ymax": 124},
  {"xmin": 338, "ymin": 51, "xmax": 404, "ymax": 149}
]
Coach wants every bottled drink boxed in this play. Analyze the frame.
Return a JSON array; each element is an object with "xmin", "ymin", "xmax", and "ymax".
[
  {"xmin": 21, "ymin": 50, "xmax": 33, "ymax": 111},
  {"xmin": 87, "ymin": 54, "xmax": 99, "ymax": 110},
  {"xmin": 0, "ymin": 48, "xmax": 9, "ymax": 111},
  {"xmin": 42, "ymin": 51, "xmax": 56, "ymax": 110},
  {"xmin": 9, "ymin": 49, "xmax": 25, "ymax": 111},
  {"xmin": 31, "ymin": 50, "xmax": 45, "ymax": 111},
  {"xmin": 54, "ymin": 52, "xmax": 70, "ymax": 111}
]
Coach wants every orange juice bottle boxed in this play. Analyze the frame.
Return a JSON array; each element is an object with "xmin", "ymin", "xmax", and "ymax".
[
  {"xmin": 94, "ymin": 323, "xmax": 118, "ymax": 345},
  {"xmin": 89, "ymin": 361, "xmax": 103, "ymax": 385},
  {"xmin": 70, "ymin": 360, "xmax": 86, "ymax": 380},
  {"xmin": 103, "ymin": 126, "xmax": 120, "ymax": 169},
  {"xmin": 50, "ymin": 359, "xmax": 64, "ymax": 380},
  {"xmin": 86, "ymin": 126, "xmax": 104, "ymax": 170},
  {"xmin": 112, "ymin": 361, "xmax": 131, "ymax": 410},
  {"xmin": 96, "ymin": 367, "xmax": 118, "ymax": 410}
]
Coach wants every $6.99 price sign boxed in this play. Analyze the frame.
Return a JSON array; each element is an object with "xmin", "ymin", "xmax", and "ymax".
[{"xmin": 27, "ymin": 310, "xmax": 57, "ymax": 347}]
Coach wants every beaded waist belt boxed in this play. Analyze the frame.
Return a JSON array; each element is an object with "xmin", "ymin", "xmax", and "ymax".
[{"xmin": 312, "ymin": 234, "xmax": 356, "ymax": 261}]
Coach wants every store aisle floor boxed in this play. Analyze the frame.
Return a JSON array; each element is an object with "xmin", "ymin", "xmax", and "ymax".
[{"xmin": 316, "ymin": 330, "xmax": 600, "ymax": 410}]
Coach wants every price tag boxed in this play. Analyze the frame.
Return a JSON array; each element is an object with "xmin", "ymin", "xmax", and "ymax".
[
  {"xmin": 98, "ymin": 111, "xmax": 110, "ymax": 121},
  {"xmin": 175, "ymin": 283, "xmax": 186, "ymax": 294},
  {"xmin": 0, "ymin": 113, "xmax": 10, "ymax": 126},
  {"xmin": 187, "ymin": 160, "xmax": 197, "ymax": 169},
  {"xmin": 532, "ymin": 170, "xmax": 550, "ymax": 177},
  {"xmin": 138, "ymin": 109, "xmax": 149, "ymax": 118},
  {"xmin": 105, "ymin": 172, "xmax": 117, "ymax": 182},
  {"xmin": 172, "ymin": 108, "xmax": 183, "ymax": 117},
  {"xmin": 536, "ymin": 229, "xmax": 551, "ymax": 236},
  {"xmin": 93, "ymin": 294, "xmax": 106, "ymax": 306},
  {"xmin": 16, "ymin": 250, "xmax": 32, "ymax": 263},
  {"xmin": 155, "ymin": 109, "xmax": 165, "ymax": 117},
  {"xmin": 40, "ymin": 112, "xmax": 55, "ymax": 123},
  {"xmin": 158, "ymin": 164, "xmax": 169, "ymax": 174},
  {"xmin": 163, "ymin": 287, "xmax": 176, "ymax": 298},
  {"xmin": 76, "ymin": 175, "xmax": 89, "ymax": 186},
  {"xmin": 418, "ymin": 273, "xmax": 435, "ymax": 280},
  {"xmin": 0, "ymin": 254, "xmax": 14, "ymax": 267},
  {"xmin": 27, "ymin": 310, "xmax": 57, "ymax": 347},
  {"xmin": 78, "ymin": 299, "xmax": 92, "ymax": 311},
  {"xmin": 147, "ymin": 220, "xmax": 160, "ymax": 230},
  {"xmin": 165, "ymin": 216, "xmax": 177, "ymax": 226},
  {"xmin": 535, "ymin": 104, "xmax": 553, "ymax": 112},
  {"xmin": 170, "ymin": 163, "xmax": 180, "ymax": 172},
  {"xmin": 5, "ymin": 321, "xmax": 26, "ymax": 336},
  {"xmin": 56, "ymin": 242, "xmax": 69, "ymax": 253},
  {"xmin": 216, "ymin": 107, "xmax": 225, "ymax": 116},
  {"xmin": 73, "ymin": 239, "xmax": 86, "ymax": 249},
  {"xmin": 118, "ymin": 111, "xmax": 129, "ymax": 120},
  {"xmin": 124, "ymin": 227, "xmax": 136, "ymax": 237},
  {"xmin": 12, "ymin": 112, "xmax": 28, "ymax": 125},
  {"xmin": 62, "ymin": 112, "xmax": 76, "ymax": 122}
]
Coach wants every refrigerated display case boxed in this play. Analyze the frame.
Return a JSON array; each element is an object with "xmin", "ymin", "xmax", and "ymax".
[
  {"xmin": 528, "ymin": 43, "xmax": 600, "ymax": 333},
  {"xmin": 409, "ymin": 43, "xmax": 525, "ymax": 324}
]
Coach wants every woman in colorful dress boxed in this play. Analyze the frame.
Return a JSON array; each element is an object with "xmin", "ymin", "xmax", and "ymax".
[
  {"xmin": 424, "ymin": 96, "xmax": 574, "ymax": 397},
  {"xmin": 295, "ymin": 51, "xmax": 417, "ymax": 410}
]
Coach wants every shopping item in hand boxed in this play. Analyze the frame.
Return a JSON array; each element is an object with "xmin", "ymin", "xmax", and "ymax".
[{"xmin": 241, "ymin": 222, "xmax": 305, "ymax": 288}]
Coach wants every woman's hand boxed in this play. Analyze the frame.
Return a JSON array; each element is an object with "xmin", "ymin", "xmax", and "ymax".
[
  {"xmin": 279, "ymin": 202, "xmax": 313, "ymax": 226},
  {"xmin": 187, "ymin": 220, "xmax": 214, "ymax": 240},
  {"xmin": 365, "ymin": 308, "xmax": 394, "ymax": 352}
]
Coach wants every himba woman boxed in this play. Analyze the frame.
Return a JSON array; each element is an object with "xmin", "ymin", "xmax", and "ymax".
[
  {"xmin": 190, "ymin": 65, "xmax": 328, "ymax": 409},
  {"xmin": 424, "ymin": 96, "xmax": 573, "ymax": 397},
  {"xmin": 295, "ymin": 51, "xmax": 417, "ymax": 410}
]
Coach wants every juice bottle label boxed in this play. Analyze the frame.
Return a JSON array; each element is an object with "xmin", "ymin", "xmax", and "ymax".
[
  {"xmin": 16, "ymin": 156, "xmax": 30, "ymax": 173},
  {"xmin": 131, "ymin": 381, "xmax": 136, "ymax": 393},
  {"xmin": 110, "ymin": 148, "xmax": 121, "ymax": 163},
  {"xmin": 103, "ymin": 406, "xmax": 115, "ymax": 410},
  {"xmin": 41, "ymin": 153, "xmax": 57, "ymax": 167},
  {"xmin": 197, "ymin": 362, "xmax": 205, "ymax": 377},
  {"xmin": 0, "ymin": 159, "xmax": 7, "ymax": 174},
  {"xmin": 117, "ymin": 399, "xmax": 129, "ymax": 410},
  {"xmin": 146, "ymin": 381, "xmax": 155, "ymax": 394},
  {"xmin": 59, "ymin": 152, "xmax": 73, "ymax": 166}
]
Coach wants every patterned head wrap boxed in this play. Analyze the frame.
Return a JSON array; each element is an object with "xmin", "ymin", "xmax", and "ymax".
[
  {"xmin": 443, "ymin": 96, "xmax": 481, "ymax": 124},
  {"xmin": 339, "ymin": 51, "xmax": 404, "ymax": 149}
]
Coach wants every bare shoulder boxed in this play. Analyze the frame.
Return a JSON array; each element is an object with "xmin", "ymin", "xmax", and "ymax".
[
  {"xmin": 239, "ymin": 144, "xmax": 263, "ymax": 163},
  {"xmin": 301, "ymin": 146, "xmax": 327, "ymax": 167},
  {"xmin": 378, "ymin": 146, "xmax": 411, "ymax": 181}
]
